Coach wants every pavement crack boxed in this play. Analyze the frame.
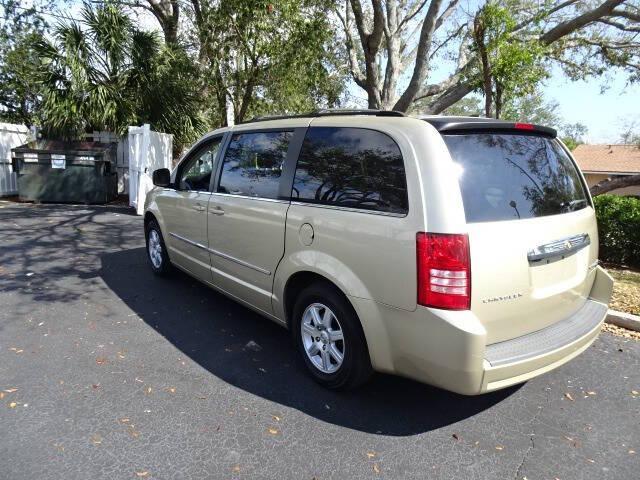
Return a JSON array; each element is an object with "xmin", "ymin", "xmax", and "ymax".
[
  {"xmin": 514, "ymin": 435, "xmax": 534, "ymax": 480},
  {"xmin": 513, "ymin": 389, "xmax": 549, "ymax": 480}
]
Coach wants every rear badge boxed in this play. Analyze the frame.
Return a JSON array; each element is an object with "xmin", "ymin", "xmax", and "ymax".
[{"xmin": 482, "ymin": 293, "xmax": 523, "ymax": 304}]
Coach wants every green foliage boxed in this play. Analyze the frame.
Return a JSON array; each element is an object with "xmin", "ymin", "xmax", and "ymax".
[
  {"xmin": 471, "ymin": 1, "xmax": 549, "ymax": 118},
  {"xmin": 130, "ymin": 42, "xmax": 206, "ymax": 151},
  {"xmin": 561, "ymin": 137, "xmax": 580, "ymax": 151},
  {"xmin": 35, "ymin": 2, "xmax": 204, "ymax": 150},
  {"xmin": 440, "ymin": 97, "xmax": 483, "ymax": 117},
  {"xmin": 0, "ymin": 31, "xmax": 43, "ymax": 126},
  {"xmin": 443, "ymin": 89, "xmax": 564, "ymax": 129},
  {"xmin": 594, "ymin": 195, "xmax": 640, "ymax": 268},
  {"xmin": 0, "ymin": 0, "xmax": 52, "ymax": 125},
  {"xmin": 500, "ymin": 90, "xmax": 561, "ymax": 127},
  {"xmin": 560, "ymin": 122, "xmax": 588, "ymax": 150},
  {"xmin": 618, "ymin": 119, "xmax": 640, "ymax": 146},
  {"xmin": 251, "ymin": 4, "xmax": 344, "ymax": 116},
  {"xmin": 193, "ymin": 0, "xmax": 345, "ymax": 125}
]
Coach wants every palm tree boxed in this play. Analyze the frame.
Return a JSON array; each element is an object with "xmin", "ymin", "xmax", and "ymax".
[{"xmin": 35, "ymin": 2, "xmax": 204, "ymax": 150}]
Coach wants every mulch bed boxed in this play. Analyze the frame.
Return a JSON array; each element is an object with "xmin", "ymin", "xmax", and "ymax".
[{"xmin": 607, "ymin": 267, "xmax": 640, "ymax": 317}]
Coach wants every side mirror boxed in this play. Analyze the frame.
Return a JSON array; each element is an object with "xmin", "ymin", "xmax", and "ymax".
[{"xmin": 152, "ymin": 168, "xmax": 171, "ymax": 187}]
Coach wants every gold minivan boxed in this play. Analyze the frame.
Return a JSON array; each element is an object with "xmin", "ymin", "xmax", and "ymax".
[{"xmin": 144, "ymin": 110, "xmax": 613, "ymax": 394}]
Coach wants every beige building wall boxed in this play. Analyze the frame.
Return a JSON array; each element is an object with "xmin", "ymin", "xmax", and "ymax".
[{"xmin": 584, "ymin": 173, "xmax": 640, "ymax": 196}]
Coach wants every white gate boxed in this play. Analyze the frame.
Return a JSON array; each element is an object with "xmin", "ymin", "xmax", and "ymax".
[
  {"xmin": 0, "ymin": 123, "xmax": 29, "ymax": 197},
  {"xmin": 128, "ymin": 124, "xmax": 173, "ymax": 215}
]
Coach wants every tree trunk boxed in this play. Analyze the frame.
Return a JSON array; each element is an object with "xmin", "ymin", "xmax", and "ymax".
[
  {"xmin": 381, "ymin": 35, "xmax": 401, "ymax": 108},
  {"xmin": 391, "ymin": 0, "xmax": 446, "ymax": 112},
  {"xmin": 495, "ymin": 83, "xmax": 503, "ymax": 119},
  {"xmin": 483, "ymin": 70, "xmax": 492, "ymax": 117},
  {"xmin": 237, "ymin": 76, "xmax": 256, "ymax": 124},
  {"xmin": 424, "ymin": 82, "xmax": 475, "ymax": 114},
  {"xmin": 590, "ymin": 174, "xmax": 640, "ymax": 196},
  {"xmin": 473, "ymin": 14, "xmax": 492, "ymax": 117},
  {"xmin": 350, "ymin": 0, "xmax": 385, "ymax": 109},
  {"xmin": 162, "ymin": 20, "xmax": 179, "ymax": 45},
  {"xmin": 540, "ymin": 0, "xmax": 626, "ymax": 45},
  {"xmin": 145, "ymin": 0, "xmax": 180, "ymax": 45}
]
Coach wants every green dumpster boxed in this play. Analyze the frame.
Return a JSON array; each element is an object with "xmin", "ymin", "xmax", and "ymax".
[{"xmin": 11, "ymin": 141, "xmax": 118, "ymax": 204}]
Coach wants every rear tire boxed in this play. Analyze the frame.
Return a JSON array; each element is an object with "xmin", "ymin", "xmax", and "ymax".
[
  {"xmin": 292, "ymin": 282, "xmax": 373, "ymax": 390},
  {"xmin": 145, "ymin": 219, "xmax": 172, "ymax": 276}
]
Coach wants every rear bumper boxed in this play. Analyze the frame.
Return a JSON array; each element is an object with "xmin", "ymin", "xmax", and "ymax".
[
  {"xmin": 353, "ymin": 266, "xmax": 613, "ymax": 395},
  {"xmin": 481, "ymin": 299, "xmax": 606, "ymax": 392}
]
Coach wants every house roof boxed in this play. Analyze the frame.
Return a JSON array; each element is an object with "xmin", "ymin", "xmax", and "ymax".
[{"xmin": 573, "ymin": 144, "xmax": 640, "ymax": 175}]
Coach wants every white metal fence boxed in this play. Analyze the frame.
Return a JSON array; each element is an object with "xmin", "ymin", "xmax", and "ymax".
[
  {"xmin": 83, "ymin": 126, "xmax": 172, "ymax": 212},
  {"xmin": 0, "ymin": 123, "xmax": 29, "ymax": 197}
]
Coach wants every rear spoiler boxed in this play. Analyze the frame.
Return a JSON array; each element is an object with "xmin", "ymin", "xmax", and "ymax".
[{"xmin": 423, "ymin": 119, "xmax": 557, "ymax": 138}]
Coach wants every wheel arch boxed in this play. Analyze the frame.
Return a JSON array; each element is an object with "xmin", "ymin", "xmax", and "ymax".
[
  {"xmin": 282, "ymin": 268, "xmax": 377, "ymax": 360},
  {"xmin": 275, "ymin": 261, "xmax": 394, "ymax": 373},
  {"xmin": 283, "ymin": 271, "xmax": 348, "ymax": 330},
  {"xmin": 143, "ymin": 208, "xmax": 167, "ymax": 241},
  {"xmin": 283, "ymin": 269, "xmax": 375, "ymax": 368},
  {"xmin": 144, "ymin": 211, "xmax": 157, "ymax": 230}
]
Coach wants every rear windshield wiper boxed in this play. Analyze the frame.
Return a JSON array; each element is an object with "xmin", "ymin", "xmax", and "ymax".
[{"xmin": 560, "ymin": 199, "xmax": 588, "ymax": 212}]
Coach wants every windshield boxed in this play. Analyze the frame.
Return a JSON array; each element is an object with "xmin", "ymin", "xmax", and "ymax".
[{"xmin": 443, "ymin": 133, "xmax": 589, "ymax": 223}]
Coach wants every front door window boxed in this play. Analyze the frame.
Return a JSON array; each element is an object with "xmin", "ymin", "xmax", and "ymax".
[{"xmin": 178, "ymin": 139, "xmax": 222, "ymax": 191}]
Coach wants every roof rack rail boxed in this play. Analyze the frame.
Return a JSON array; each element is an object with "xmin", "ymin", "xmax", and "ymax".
[{"xmin": 242, "ymin": 109, "xmax": 405, "ymax": 124}]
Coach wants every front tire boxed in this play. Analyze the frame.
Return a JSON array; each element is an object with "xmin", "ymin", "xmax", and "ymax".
[
  {"xmin": 292, "ymin": 282, "xmax": 373, "ymax": 390},
  {"xmin": 145, "ymin": 219, "xmax": 172, "ymax": 275}
]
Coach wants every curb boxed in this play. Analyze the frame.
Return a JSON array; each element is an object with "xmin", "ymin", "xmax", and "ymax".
[{"xmin": 606, "ymin": 309, "xmax": 640, "ymax": 332}]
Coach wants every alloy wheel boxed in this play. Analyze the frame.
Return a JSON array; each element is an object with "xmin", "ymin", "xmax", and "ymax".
[
  {"xmin": 300, "ymin": 303, "xmax": 345, "ymax": 374},
  {"xmin": 148, "ymin": 229, "xmax": 163, "ymax": 269}
]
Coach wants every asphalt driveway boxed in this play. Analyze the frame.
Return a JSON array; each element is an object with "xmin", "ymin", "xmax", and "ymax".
[{"xmin": 0, "ymin": 202, "xmax": 638, "ymax": 479}]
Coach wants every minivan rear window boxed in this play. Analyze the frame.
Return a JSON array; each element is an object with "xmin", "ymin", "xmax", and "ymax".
[{"xmin": 442, "ymin": 133, "xmax": 589, "ymax": 223}]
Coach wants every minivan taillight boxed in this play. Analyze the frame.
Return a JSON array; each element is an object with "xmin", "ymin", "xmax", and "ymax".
[{"xmin": 417, "ymin": 232, "xmax": 470, "ymax": 310}]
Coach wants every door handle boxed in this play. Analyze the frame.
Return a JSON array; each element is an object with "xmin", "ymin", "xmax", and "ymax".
[
  {"xmin": 527, "ymin": 233, "xmax": 590, "ymax": 264},
  {"xmin": 209, "ymin": 205, "xmax": 224, "ymax": 215},
  {"xmin": 192, "ymin": 203, "xmax": 206, "ymax": 212}
]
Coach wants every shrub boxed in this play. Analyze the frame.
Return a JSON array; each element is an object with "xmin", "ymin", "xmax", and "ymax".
[{"xmin": 593, "ymin": 195, "xmax": 640, "ymax": 268}]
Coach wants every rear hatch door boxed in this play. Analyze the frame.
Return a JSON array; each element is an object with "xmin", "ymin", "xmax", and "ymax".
[{"xmin": 442, "ymin": 128, "xmax": 597, "ymax": 344}]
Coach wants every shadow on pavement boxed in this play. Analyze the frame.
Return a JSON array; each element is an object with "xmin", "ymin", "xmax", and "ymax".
[
  {"xmin": 0, "ymin": 204, "xmax": 138, "ymax": 318},
  {"xmin": 100, "ymin": 247, "xmax": 519, "ymax": 436}
]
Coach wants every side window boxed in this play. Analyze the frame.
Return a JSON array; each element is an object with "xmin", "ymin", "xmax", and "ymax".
[
  {"xmin": 292, "ymin": 127, "xmax": 408, "ymax": 214},
  {"xmin": 178, "ymin": 138, "xmax": 222, "ymax": 191},
  {"xmin": 218, "ymin": 131, "xmax": 292, "ymax": 199}
]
